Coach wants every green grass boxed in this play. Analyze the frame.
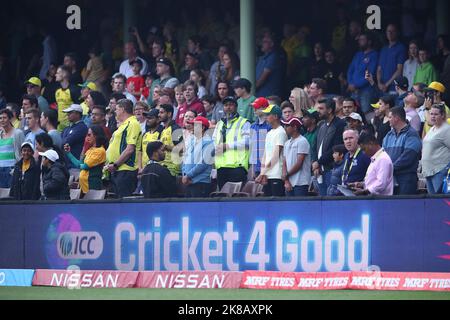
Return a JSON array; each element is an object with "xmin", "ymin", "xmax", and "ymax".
[{"xmin": 1, "ymin": 287, "xmax": 449, "ymax": 300}]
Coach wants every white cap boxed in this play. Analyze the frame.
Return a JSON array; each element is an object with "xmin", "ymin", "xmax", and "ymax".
[
  {"xmin": 346, "ymin": 112, "xmax": 363, "ymax": 122},
  {"xmin": 39, "ymin": 150, "xmax": 59, "ymax": 162},
  {"xmin": 21, "ymin": 141, "xmax": 35, "ymax": 152},
  {"xmin": 63, "ymin": 104, "xmax": 83, "ymax": 113}
]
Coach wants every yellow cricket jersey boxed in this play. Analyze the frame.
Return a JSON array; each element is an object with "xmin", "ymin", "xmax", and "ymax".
[
  {"xmin": 160, "ymin": 122, "xmax": 182, "ymax": 176},
  {"xmin": 55, "ymin": 87, "xmax": 75, "ymax": 131},
  {"xmin": 79, "ymin": 147, "xmax": 106, "ymax": 193},
  {"xmin": 80, "ymin": 101, "xmax": 89, "ymax": 116},
  {"xmin": 107, "ymin": 116, "xmax": 142, "ymax": 171},
  {"xmin": 140, "ymin": 127, "xmax": 163, "ymax": 167}
]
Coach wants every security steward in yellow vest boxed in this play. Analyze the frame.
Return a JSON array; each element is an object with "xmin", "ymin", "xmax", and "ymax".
[{"xmin": 213, "ymin": 96, "xmax": 251, "ymax": 190}]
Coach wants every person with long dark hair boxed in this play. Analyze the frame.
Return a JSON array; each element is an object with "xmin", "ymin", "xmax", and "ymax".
[{"xmin": 64, "ymin": 125, "xmax": 107, "ymax": 194}]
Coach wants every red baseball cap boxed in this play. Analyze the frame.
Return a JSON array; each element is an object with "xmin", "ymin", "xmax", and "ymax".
[
  {"xmin": 251, "ymin": 97, "xmax": 269, "ymax": 110},
  {"xmin": 188, "ymin": 116, "xmax": 210, "ymax": 129},
  {"xmin": 281, "ymin": 117, "xmax": 303, "ymax": 129}
]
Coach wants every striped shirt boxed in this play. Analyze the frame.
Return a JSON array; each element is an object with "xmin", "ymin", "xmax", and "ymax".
[{"xmin": 0, "ymin": 137, "xmax": 16, "ymax": 168}]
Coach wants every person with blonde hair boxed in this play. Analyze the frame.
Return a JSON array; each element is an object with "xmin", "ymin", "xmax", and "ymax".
[{"xmin": 289, "ymin": 87, "xmax": 311, "ymax": 117}]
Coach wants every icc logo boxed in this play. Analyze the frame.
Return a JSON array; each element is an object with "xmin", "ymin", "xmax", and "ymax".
[
  {"xmin": 366, "ymin": 5, "xmax": 381, "ymax": 30},
  {"xmin": 57, "ymin": 232, "xmax": 103, "ymax": 259},
  {"xmin": 66, "ymin": 5, "xmax": 81, "ymax": 30}
]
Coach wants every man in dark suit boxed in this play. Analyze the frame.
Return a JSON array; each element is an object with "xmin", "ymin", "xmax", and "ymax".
[{"xmin": 312, "ymin": 98, "xmax": 347, "ymax": 196}]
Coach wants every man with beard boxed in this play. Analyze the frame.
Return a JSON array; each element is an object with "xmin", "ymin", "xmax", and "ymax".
[{"xmin": 312, "ymin": 98, "xmax": 346, "ymax": 196}]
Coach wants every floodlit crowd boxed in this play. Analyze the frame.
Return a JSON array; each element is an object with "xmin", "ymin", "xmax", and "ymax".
[{"xmin": 1, "ymin": 19, "xmax": 450, "ymax": 200}]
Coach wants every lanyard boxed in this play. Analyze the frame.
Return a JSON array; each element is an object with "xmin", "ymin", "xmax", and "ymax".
[{"xmin": 342, "ymin": 147, "xmax": 361, "ymax": 184}]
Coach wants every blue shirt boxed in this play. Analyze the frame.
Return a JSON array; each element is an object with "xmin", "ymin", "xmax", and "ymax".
[
  {"xmin": 382, "ymin": 125, "xmax": 422, "ymax": 176},
  {"xmin": 256, "ymin": 50, "xmax": 283, "ymax": 97},
  {"xmin": 25, "ymin": 128, "xmax": 45, "ymax": 149},
  {"xmin": 341, "ymin": 148, "xmax": 371, "ymax": 185},
  {"xmin": 182, "ymin": 135, "xmax": 213, "ymax": 184},
  {"xmin": 347, "ymin": 50, "xmax": 379, "ymax": 90},
  {"xmin": 61, "ymin": 121, "xmax": 88, "ymax": 169},
  {"xmin": 378, "ymin": 42, "xmax": 407, "ymax": 91},
  {"xmin": 250, "ymin": 119, "xmax": 272, "ymax": 174}
]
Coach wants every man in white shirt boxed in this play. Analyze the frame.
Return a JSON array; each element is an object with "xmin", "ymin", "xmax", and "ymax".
[
  {"xmin": 119, "ymin": 42, "xmax": 148, "ymax": 78},
  {"xmin": 256, "ymin": 105, "xmax": 288, "ymax": 197}
]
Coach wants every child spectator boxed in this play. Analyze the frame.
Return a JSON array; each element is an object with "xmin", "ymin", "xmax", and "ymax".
[
  {"xmin": 126, "ymin": 59, "xmax": 145, "ymax": 101},
  {"xmin": 141, "ymin": 72, "xmax": 157, "ymax": 101},
  {"xmin": 327, "ymin": 144, "xmax": 346, "ymax": 196}
]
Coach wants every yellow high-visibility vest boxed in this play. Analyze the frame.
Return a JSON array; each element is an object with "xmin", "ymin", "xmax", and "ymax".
[{"xmin": 215, "ymin": 117, "xmax": 250, "ymax": 170}]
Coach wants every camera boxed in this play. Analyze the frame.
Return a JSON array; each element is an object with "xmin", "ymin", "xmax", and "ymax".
[{"xmin": 425, "ymin": 90, "xmax": 435, "ymax": 103}]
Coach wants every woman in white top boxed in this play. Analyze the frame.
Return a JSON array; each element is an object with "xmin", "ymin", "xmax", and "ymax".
[
  {"xmin": 403, "ymin": 40, "xmax": 419, "ymax": 91},
  {"xmin": 422, "ymin": 104, "xmax": 450, "ymax": 194}
]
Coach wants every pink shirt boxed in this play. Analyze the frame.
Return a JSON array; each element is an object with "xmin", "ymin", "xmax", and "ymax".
[{"xmin": 365, "ymin": 149, "xmax": 394, "ymax": 196}]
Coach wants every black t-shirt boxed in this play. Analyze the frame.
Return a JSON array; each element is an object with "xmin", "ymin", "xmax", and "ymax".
[
  {"xmin": 373, "ymin": 116, "xmax": 391, "ymax": 146},
  {"xmin": 323, "ymin": 62, "xmax": 343, "ymax": 95},
  {"xmin": 141, "ymin": 162, "xmax": 177, "ymax": 198}
]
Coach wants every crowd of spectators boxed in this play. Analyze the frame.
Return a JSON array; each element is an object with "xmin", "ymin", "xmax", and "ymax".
[{"xmin": 1, "ymin": 11, "xmax": 450, "ymax": 200}]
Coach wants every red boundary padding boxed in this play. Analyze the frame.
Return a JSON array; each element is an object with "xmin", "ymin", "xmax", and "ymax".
[
  {"xmin": 31, "ymin": 269, "xmax": 450, "ymax": 291},
  {"xmin": 240, "ymin": 271, "xmax": 450, "ymax": 292}
]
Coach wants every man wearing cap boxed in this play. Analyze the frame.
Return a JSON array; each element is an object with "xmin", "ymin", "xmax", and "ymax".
[
  {"xmin": 106, "ymin": 99, "xmax": 142, "ymax": 197},
  {"xmin": 423, "ymin": 81, "xmax": 450, "ymax": 137},
  {"xmin": 255, "ymin": 105, "xmax": 288, "ymax": 197},
  {"xmin": 213, "ymin": 96, "xmax": 251, "ymax": 190},
  {"xmin": 61, "ymin": 104, "xmax": 88, "ymax": 169},
  {"xmin": 55, "ymin": 65, "xmax": 81, "ymax": 131},
  {"xmin": 119, "ymin": 42, "xmax": 148, "ymax": 78},
  {"xmin": 346, "ymin": 113, "xmax": 364, "ymax": 133},
  {"xmin": 282, "ymin": 117, "xmax": 311, "ymax": 197},
  {"xmin": 148, "ymin": 58, "xmax": 180, "ymax": 105},
  {"xmin": 394, "ymin": 76, "xmax": 409, "ymax": 108},
  {"xmin": 138, "ymin": 108, "xmax": 163, "ymax": 172},
  {"xmin": 10, "ymin": 142, "xmax": 41, "ymax": 200},
  {"xmin": 26, "ymin": 77, "xmax": 49, "ymax": 113},
  {"xmin": 312, "ymin": 98, "xmax": 347, "ymax": 196},
  {"xmin": 249, "ymin": 97, "xmax": 272, "ymax": 180},
  {"xmin": 78, "ymin": 81, "xmax": 97, "ymax": 116},
  {"xmin": 182, "ymin": 116, "xmax": 214, "ymax": 198},
  {"xmin": 302, "ymin": 109, "xmax": 320, "ymax": 161},
  {"xmin": 234, "ymin": 78, "xmax": 256, "ymax": 123},
  {"xmin": 39, "ymin": 149, "xmax": 70, "ymax": 200}
]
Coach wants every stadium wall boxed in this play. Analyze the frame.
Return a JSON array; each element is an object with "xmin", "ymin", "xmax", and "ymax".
[{"xmin": 0, "ymin": 197, "xmax": 449, "ymax": 273}]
